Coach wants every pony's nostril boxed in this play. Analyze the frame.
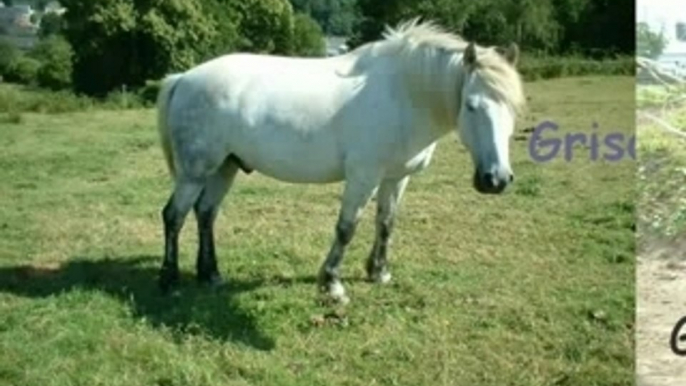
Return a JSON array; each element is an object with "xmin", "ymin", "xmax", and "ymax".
[
  {"xmin": 483, "ymin": 172, "xmax": 495, "ymax": 188},
  {"xmin": 509, "ymin": 174, "xmax": 514, "ymax": 183}
]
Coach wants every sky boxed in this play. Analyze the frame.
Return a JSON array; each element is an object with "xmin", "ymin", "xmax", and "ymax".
[{"xmin": 638, "ymin": 0, "xmax": 685, "ymax": 25}]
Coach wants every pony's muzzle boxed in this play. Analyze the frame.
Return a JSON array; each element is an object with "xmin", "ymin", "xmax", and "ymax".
[{"xmin": 473, "ymin": 168, "xmax": 513, "ymax": 194}]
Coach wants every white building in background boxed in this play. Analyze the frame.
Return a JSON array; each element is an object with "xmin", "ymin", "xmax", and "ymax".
[
  {"xmin": 0, "ymin": 4, "xmax": 35, "ymax": 30},
  {"xmin": 44, "ymin": 1, "xmax": 65, "ymax": 15},
  {"xmin": 638, "ymin": 1, "xmax": 686, "ymax": 76},
  {"xmin": 0, "ymin": 3, "xmax": 38, "ymax": 50}
]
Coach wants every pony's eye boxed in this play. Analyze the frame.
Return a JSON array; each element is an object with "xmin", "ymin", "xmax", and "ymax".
[{"xmin": 466, "ymin": 103, "xmax": 477, "ymax": 112}]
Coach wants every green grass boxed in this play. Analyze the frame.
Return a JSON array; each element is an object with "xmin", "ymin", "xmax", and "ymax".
[
  {"xmin": 636, "ymin": 84, "xmax": 686, "ymax": 110},
  {"xmin": 0, "ymin": 77, "xmax": 634, "ymax": 386},
  {"xmin": 637, "ymin": 84, "xmax": 686, "ymax": 242}
]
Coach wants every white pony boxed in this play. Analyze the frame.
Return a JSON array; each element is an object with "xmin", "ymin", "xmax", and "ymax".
[{"xmin": 155, "ymin": 19, "xmax": 525, "ymax": 303}]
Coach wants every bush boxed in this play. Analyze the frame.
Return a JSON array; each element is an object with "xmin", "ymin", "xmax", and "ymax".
[
  {"xmin": 0, "ymin": 38, "xmax": 20, "ymax": 77},
  {"xmin": 30, "ymin": 36, "xmax": 74, "ymax": 90},
  {"xmin": 138, "ymin": 79, "xmax": 162, "ymax": 105},
  {"xmin": 293, "ymin": 13, "xmax": 325, "ymax": 57},
  {"xmin": 1, "ymin": 111, "xmax": 23, "ymax": 124},
  {"xmin": 5, "ymin": 56, "xmax": 41, "ymax": 85},
  {"xmin": 518, "ymin": 55, "xmax": 634, "ymax": 81},
  {"xmin": 102, "ymin": 88, "xmax": 145, "ymax": 109},
  {"xmin": 0, "ymin": 84, "xmax": 94, "ymax": 114}
]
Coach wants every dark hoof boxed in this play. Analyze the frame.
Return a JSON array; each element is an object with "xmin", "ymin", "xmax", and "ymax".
[
  {"xmin": 197, "ymin": 272, "xmax": 224, "ymax": 288},
  {"xmin": 317, "ymin": 281, "xmax": 350, "ymax": 305},
  {"xmin": 159, "ymin": 268, "xmax": 180, "ymax": 294},
  {"xmin": 368, "ymin": 270, "xmax": 392, "ymax": 284},
  {"xmin": 366, "ymin": 260, "xmax": 391, "ymax": 284}
]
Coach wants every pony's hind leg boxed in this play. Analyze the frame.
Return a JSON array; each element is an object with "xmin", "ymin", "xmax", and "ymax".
[
  {"xmin": 318, "ymin": 174, "xmax": 379, "ymax": 304},
  {"xmin": 160, "ymin": 177, "xmax": 205, "ymax": 293},
  {"xmin": 193, "ymin": 158, "xmax": 240, "ymax": 286},
  {"xmin": 366, "ymin": 176, "xmax": 410, "ymax": 284}
]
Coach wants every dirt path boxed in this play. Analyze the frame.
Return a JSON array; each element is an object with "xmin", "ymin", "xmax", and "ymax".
[{"xmin": 637, "ymin": 240, "xmax": 686, "ymax": 386}]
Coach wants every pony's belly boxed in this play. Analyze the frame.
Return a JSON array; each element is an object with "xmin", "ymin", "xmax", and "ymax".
[
  {"xmin": 252, "ymin": 158, "xmax": 345, "ymax": 183},
  {"xmin": 235, "ymin": 140, "xmax": 345, "ymax": 184}
]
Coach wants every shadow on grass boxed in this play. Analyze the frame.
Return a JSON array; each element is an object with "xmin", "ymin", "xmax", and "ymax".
[{"xmin": 0, "ymin": 256, "xmax": 319, "ymax": 350}]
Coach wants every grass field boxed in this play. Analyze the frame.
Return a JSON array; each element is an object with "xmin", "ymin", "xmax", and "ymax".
[
  {"xmin": 0, "ymin": 76, "xmax": 634, "ymax": 386},
  {"xmin": 637, "ymin": 85, "xmax": 686, "ymax": 241}
]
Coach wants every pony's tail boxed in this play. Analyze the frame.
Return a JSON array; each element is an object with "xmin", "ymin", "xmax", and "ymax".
[{"xmin": 156, "ymin": 73, "xmax": 183, "ymax": 180}]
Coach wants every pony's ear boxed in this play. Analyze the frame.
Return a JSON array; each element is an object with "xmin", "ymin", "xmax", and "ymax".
[
  {"xmin": 464, "ymin": 42, "xmax": 477, "ymax": 67},
  {"xmin": 496, "ymin": 42, "xmax": 519, "ymax": 66}
]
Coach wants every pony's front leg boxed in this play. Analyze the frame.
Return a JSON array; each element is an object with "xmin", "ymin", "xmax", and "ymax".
[
  {"xmin": 366, "ymin": 176, "xmax": 410, "ymax": 283},
  {"xmin": 318, "ymin": 176, "xmax": 379, "ymax": 304}
]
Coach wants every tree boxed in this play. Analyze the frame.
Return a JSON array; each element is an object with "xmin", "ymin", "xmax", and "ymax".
[
  {"xmin": 30, "ymin": 35, "xmax": 74, "ymax": 89},
  {"xmin": 293, "ymin": 12, "xmax": 325, "ymax": 56},
  {"xmin": 290, "ymin": 0, "xmax": 359, "ymax": 35},
  {"xmin": 575, "ymin": 0, "xmax": 634, "ymax": 57},
  {"xmin": 0, "ymin": 38, "xmax": 20, "ymax": 77},
  {"xmin": 637, "ymin": 22, "xmax": 668, "ymax": 59},
  {"xmin": 38, "ymin": 12, "xmax": 65, "ymax": 38},
  {"xmin": 348, "ymin": 0, "xmax": 404, "ymax": 47},
  {"xmin": 203, "ymin": 0, "xmax": 299, "ymax": 57},
  {"xmin": 231, "ymin": 0, "xmax": 295, "ymax": 55},
  {"xmin": 350, "ymin": 0, "xmax": 633, "ymax": 57},
  {"xmin": 56, "ymin": 0, "xmax": 311, "ymax": 96},
  {"xmin": 552, "ymin": 0, "xmax": 590, "ymax": 53},
  {"xmin": 59, "ymin": 0, "xmax": 219, "ymax": 96},
  {"xmin": 200, "ymin": 0, "xmax": 240, "ymax": 59}
]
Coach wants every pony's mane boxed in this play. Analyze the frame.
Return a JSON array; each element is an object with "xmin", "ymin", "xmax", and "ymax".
[
  {"xmin": 345, "ymin": 19, "xmax": 525, "ymax": 115},
  {"xmin": 381, "ymin": 18, "xmax": 468, "ymax": 52},
  {"xmin": 468, "ymin": 46, "xmax": 526, "ymax": 115}
]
